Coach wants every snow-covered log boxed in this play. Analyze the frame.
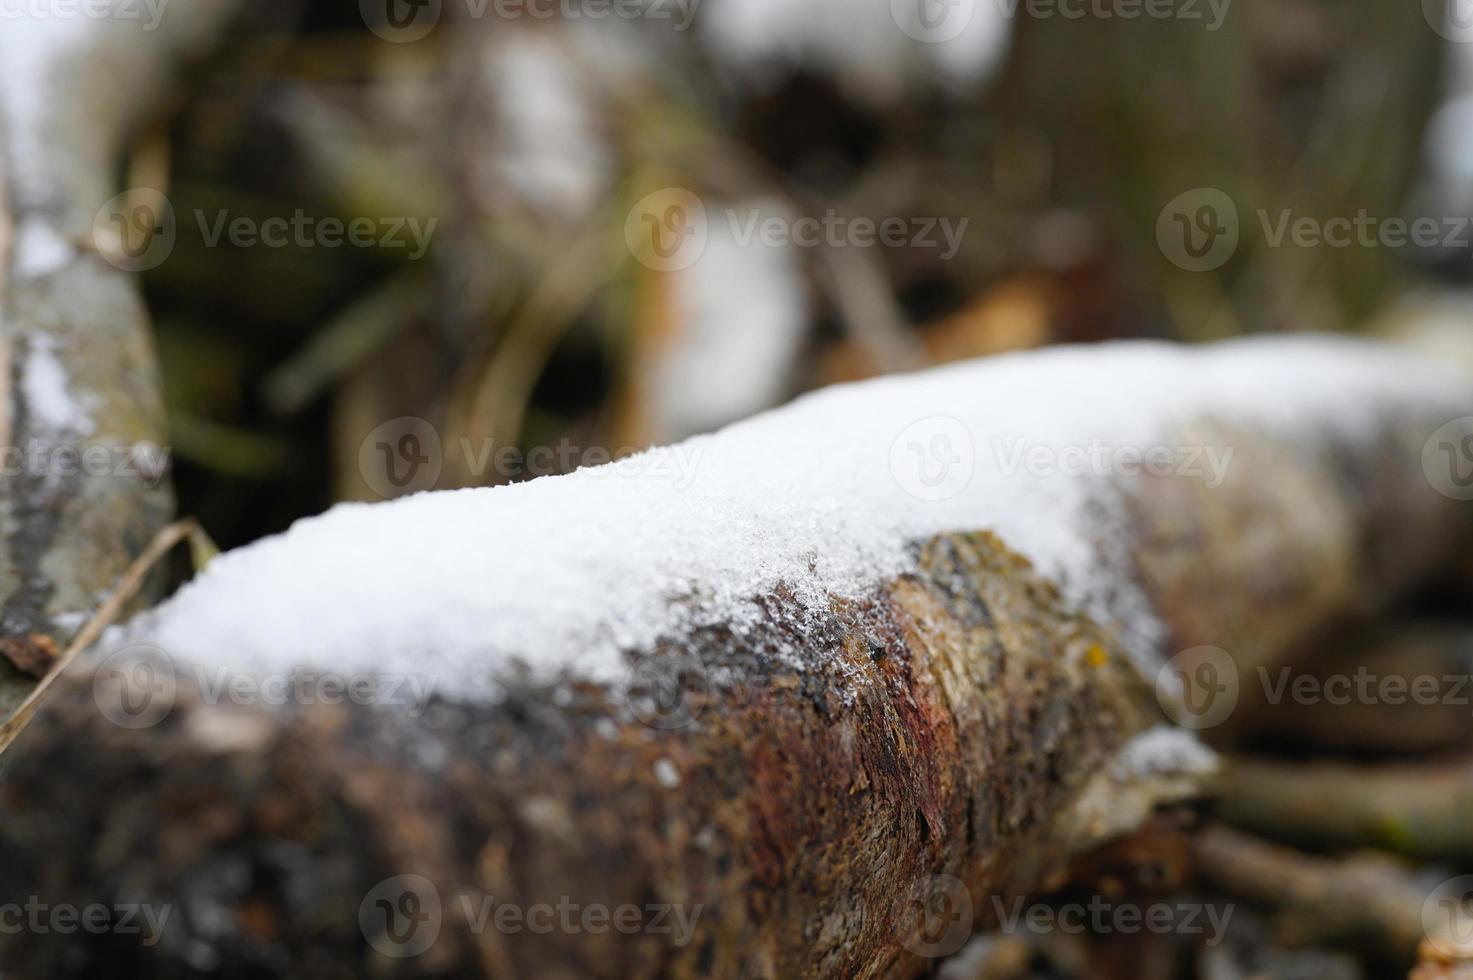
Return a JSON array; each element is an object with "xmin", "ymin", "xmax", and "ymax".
[{"xmin": 0, "ymin": 336, "xmax": 1469, "ymax": 978}]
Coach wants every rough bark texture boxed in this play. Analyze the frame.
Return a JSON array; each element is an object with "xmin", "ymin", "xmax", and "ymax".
[
  {"xmin": 0, "ymin": 0, "xmax": 243, "ymax": 719},
  {"xmin": 1125, "ymin": 415, "xmax": 1466, "ymax": 678},
  {"xmin": 0, "ymin": 531, "xmax": 1169, "ymax": 978},
  {"xmin": 1, "ymin": 353, "xmax": 1470, "ymax": 976}
]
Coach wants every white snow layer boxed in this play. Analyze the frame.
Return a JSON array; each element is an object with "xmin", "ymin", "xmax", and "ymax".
[
  {"xmin": 700, "ymin": 0, "xmax": 1012, "ymax": 101},
  {"xmin": 113, "ymin": 336, "xmax": 1470, "ymax": 700}
]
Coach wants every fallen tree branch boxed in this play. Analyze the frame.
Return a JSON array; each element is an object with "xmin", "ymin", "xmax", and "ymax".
[
  {"xmin": 0, "ymin": 0, "xmax": 243, "ymax": 718},
  {"xmin": 0, "ymin": 337, "xmax": 1469, "ymax": 977},
  {"xmin": 1192, "ymin": 824, "xmax": 1430, "ymax": 963},
  {"xmin": 1216, "ymin": 756, "xmax": 1473, "ymax": 861}
]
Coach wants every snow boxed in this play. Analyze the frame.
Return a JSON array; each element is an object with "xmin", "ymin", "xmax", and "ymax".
[
  {"xmin": 0, "ymin": 16, "xmax": 89, "ymax": 211},
  {"xmin": 110, "ymin": 335, "xmax": 1471, "ymax": 702},
  {"xmin": 700, "ymin": 0, "xmax": 1012, "ymax": 102},
  {"xmin": 10, "ymin": 218, "xmax": 76, "ymax": 281},
  {"xmin": 22, "ymin": 336, "xmax": 94, "ymax": 436},
  {"xmin": 651, "ymin": 199, "xmax": 810, "ymax": 440},
  {"xmin": 1109, "ymin": 725, "xmax": 1218, "ymax": 781},
  {"xmin": 487, "ymin": 32, "xmax": 611, "ymax": 219}
]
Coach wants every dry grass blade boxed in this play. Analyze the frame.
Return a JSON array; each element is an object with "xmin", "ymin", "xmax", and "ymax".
[{"xmin": 0, "ymin": 518, "xmax": 200, "ymax": 755}]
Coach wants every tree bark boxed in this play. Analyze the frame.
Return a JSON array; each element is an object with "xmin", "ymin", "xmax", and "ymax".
[
  {"xmin": 0, "ymin": 0, "xmax": 243, "ymax": 717},
  {"xmin": 1, "ymin": 342, "xmax": 1469, "ymax": 977}
]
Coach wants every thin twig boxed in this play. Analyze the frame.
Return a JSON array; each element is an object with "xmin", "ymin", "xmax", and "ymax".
[{"xmin": 0, "ymin": 518, "xmax": 199, "ymax": 755}]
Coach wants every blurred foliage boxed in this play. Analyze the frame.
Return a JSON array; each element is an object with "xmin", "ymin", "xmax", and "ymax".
[{"xmin": 137, "ymin": 0, "xmax": 1446, "ymax": 549}]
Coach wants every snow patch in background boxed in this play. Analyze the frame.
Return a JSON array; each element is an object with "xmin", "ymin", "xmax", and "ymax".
[
  {"xmin": 0, "ymin": 17, "xmax": 90, "ymax": 207},
  {"xmin": 652, "ymin": 200, "xmax": 810, "ymax": 440},
  {"xmin": 488, "ymin": 33, "xmax": 612, "ymax": 220},
  {"xmin": 112, "ymin": 336, "xmax": 1471, "ymax": 703},
  {"xmin": 700, "ymin": 0, "xmax": 1012, "ymax": 102}
]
